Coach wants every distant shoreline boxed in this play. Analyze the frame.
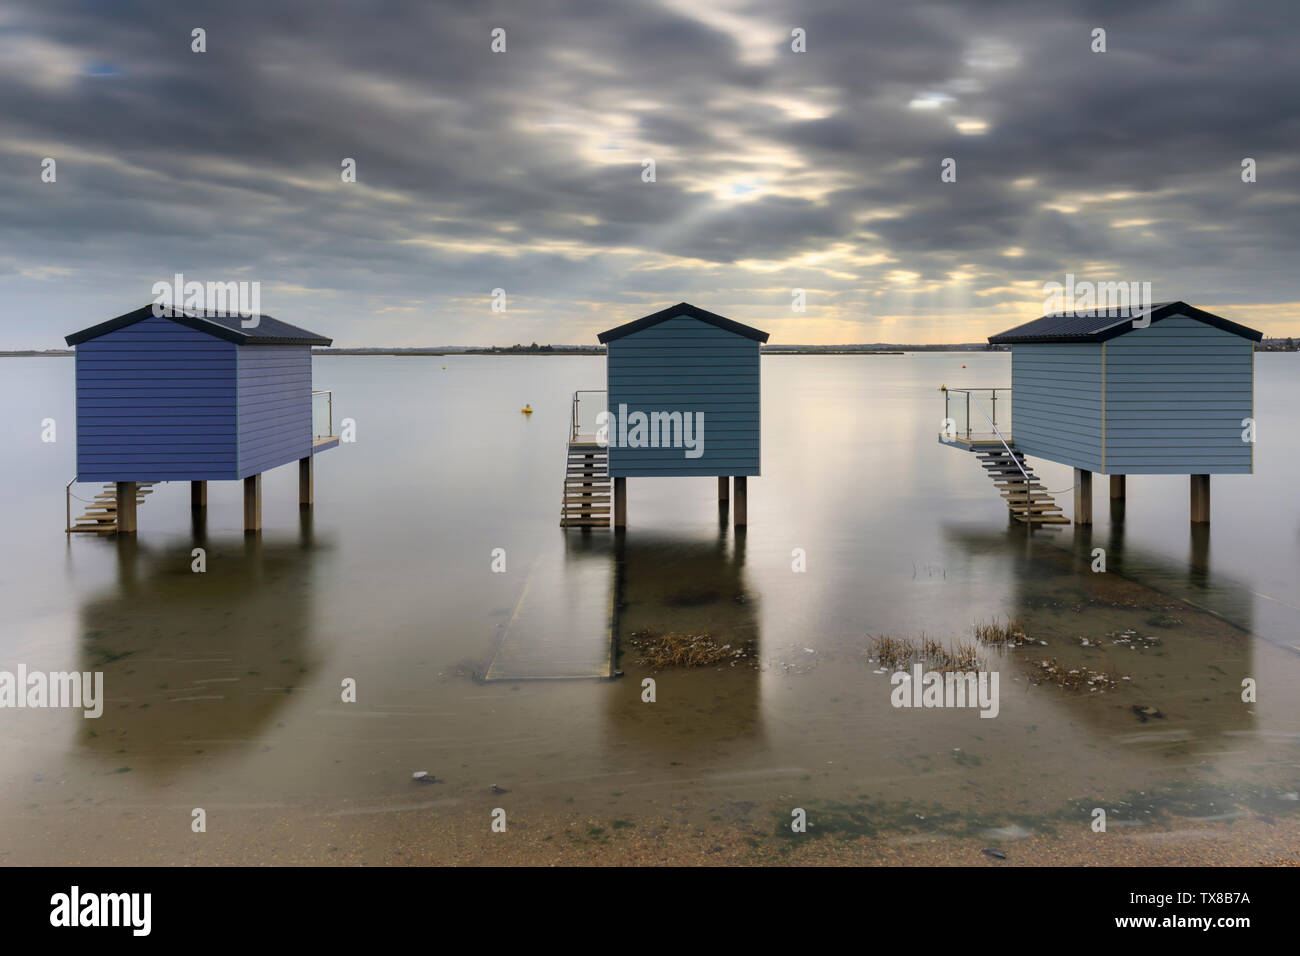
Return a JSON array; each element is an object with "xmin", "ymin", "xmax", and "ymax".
[{"xmin": 5, "ymin": 344, "xmax": 1296, "ymax": 357}]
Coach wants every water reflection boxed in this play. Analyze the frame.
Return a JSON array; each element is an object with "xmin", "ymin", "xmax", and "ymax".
[
  {"xmin": 943, "ymin": 517, "xmax": 1257, "ymax": 745},
  {"xmin": 74, "ymin": 525, "xmax": 333, "ymax": 772},
  {"xmin": 606, "ymin": 529, "xmax": 765, "ymax": 753}
]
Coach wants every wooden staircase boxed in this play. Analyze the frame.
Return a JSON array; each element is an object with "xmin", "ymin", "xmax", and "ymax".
[
  {"xmin": 974, "ymin": 445, "xmax": 1069, "ymax": 526},
  {"xmin": 560, "ymin": 443, "xmax": 610, "ymax": 528},
  {"xmin": 68, "ymin": 482, "xmax": 157, "ymax": 534}
]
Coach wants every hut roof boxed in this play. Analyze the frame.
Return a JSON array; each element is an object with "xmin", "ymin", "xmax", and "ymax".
[
  {"xmin": 988, "ymin": 301, "xmax": 1262, "ymax": 345},
  {"xmin": 597, "ymin": 302, "xmax": 770, "ymax": 344},
  {"xmin": 66, "ymin": 305, "xmax": 333, "ymax": 347}
]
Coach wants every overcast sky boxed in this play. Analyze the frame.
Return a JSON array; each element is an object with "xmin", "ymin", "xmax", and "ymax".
[{"xmin": 2, "ymin": 0, "xmax": 1297, "ymax": 348}]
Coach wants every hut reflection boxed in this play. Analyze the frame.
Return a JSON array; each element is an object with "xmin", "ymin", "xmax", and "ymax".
[
  {"xmin": 601, "ymin": 528, "xmax": 765, "ymax": 753},
  {"xmin": 942, "ymin": 518, "xmax": 1256, "ymax": 743},
  {"xmin": 75, "ymin": 525, "xmax": 332, "ymax": 772}
]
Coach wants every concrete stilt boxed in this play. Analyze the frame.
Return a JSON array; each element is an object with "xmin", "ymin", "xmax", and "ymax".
[
  {"xmin": 116, "ymin": 481, "xmax": 138, "ymax": 534},
  {"xmin": 1109, "ymin": 475, "xmax": 1126, "ymax": 500},
  {"xmin": 1073, "ymin": 468, "xmax": 1092, "ymax": 526},
  {"xmin": 299, "ymin": 456, "xmax": 313, "ymax": 506},
  {"xmin": 1190, "ymin": 474, "xmax": 1210, "ymax": 524},
  {"xmin": 718, "ymin": 476, "xmax": 729, "ymax": 501},
  {"xmin": 191, "ymin": 480, "xmax": 207, "ymax": 510},
  {"xmin": 244, "ymin": 474, "xmax": 262, "ymax": 534},
  {"xmin": 613, "ymin": 477, "xmax": 626, "ymax": 529},
  {"xmin": 734, "ymin": 476, "xmax": 747, "ymax": 527}
]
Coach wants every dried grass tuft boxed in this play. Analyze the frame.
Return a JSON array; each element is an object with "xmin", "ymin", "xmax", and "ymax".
[
  {"xmin": 627, "ymin": 630, "xmax": 755, "ymax": 670},
  {"xmin": 867, "ymin": 634, "xmax": 986, "ymax": 673},
  {"xmin": 974, "ymin": 616, "xmax": 1030, "ymax": 646}
]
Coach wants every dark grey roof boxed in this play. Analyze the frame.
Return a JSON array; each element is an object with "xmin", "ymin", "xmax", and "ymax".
[
  {"xmin": 66, "ymin": 305, "xmax": 333, "ymax": 346},
  {"xmin": 988, "ymin": 301, "xmax": 1262, "ymax": 344},
  {"xmin": 597, "ymin": 302, "xmax": 770, "ymax": 344}
]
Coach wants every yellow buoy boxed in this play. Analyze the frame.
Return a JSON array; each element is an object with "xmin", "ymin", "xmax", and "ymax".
[{"xmin": 521, "ymin": 405, "xmax": 533, "ymax": 415}]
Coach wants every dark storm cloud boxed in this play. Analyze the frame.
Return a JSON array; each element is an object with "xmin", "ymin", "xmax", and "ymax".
[{"xmin": 0, "ymin": 0, "xmax": 1297, "ymax": 346}]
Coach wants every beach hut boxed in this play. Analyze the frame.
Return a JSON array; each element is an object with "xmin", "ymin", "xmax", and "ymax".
[
  {"xmin": 64, "ymin": 305, "xmax": 337, "ymax": 534},
  {"xmin": 562, "ymin": 303, "xmax": 768, "ymax": 529},
  {"xmin": 941, "ymin": 301, "xmax": 1261, "ymax": 525}
]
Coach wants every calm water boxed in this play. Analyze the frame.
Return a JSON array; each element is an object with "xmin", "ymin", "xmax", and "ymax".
[{"xmin": 2, "ymin": 352, "xmax": 1299, "ymax": 862}]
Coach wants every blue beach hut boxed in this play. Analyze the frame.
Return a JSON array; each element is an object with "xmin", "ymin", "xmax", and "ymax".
[
  {"xmin": 64, "ymin": 305, "xmax": 337, "ymax": 534},
  {"xmin": 941, "ymin": 301, "xmax": 1261, "ymax": 525},
  {"xmin": 562, "ymin": 303, "xmax": 768, "ymax": 529}
]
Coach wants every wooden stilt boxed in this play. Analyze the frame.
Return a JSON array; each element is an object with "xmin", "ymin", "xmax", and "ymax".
[
  {"xmin": 191, "ymin": 480, "xmax": 207, "ymax": 510},
  {"xmin": 1190, "ymin": 474, "xmax": 1210, "ymax": 524},
  {"xmin": 718, "ymin": 476, "xmax": 729, "ymax": 501},
  {"xmin": 734, "ymin": 476, "xmax": 747, "ymax": 527},
  {"xmin": 613, "ymin": 477, "xmax": 626, "ymax": 528},
  {"xmin": 1109, "ymin": 475, "xmax": 1125, "ymax": 500},
  {"xmin": 299, "ymin": 456, "xmax": 313, "ymax": 507},
  {"xmin": 1073, "ymin": 468, "xmax": 1092, "ymax": 526},
  {"xmin": 244, "ymin": 474, "xmax": 262, "ymax": 534},
  {"xmin": 115, "ymin": 481, "xmax": 138, "ymax": 534}
]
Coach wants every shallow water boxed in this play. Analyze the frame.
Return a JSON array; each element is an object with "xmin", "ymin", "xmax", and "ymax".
[{"xmin": 2, "ymin": 352, "xmax": 1299, "ymax": 862}]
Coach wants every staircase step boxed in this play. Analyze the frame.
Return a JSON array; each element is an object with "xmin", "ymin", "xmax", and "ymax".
[{"xmin": 562, "ymin": 439, "xmax": 614, "ymax": 528}]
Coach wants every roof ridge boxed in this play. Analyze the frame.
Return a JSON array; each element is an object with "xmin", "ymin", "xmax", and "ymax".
[{"xmin": 597, "ymin": 302, "xmax": 770, "ymax": 344}]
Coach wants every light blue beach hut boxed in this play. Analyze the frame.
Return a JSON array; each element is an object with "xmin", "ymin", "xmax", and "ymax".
[
  {"xmin": 941, "ymin": 301, "xmax": 1261, "ymax": 525},
  {"xmin": 562, "ymin": 303, "xmax": 768, "ymax": 529}
]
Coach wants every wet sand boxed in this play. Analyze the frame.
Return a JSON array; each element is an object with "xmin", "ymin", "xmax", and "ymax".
[{"xmin": 4, "ymin": 799, "xmax": 1298, "ymax": 866}]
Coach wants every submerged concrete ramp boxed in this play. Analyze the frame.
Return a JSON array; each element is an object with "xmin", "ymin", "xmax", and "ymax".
[{"xmin": 483, "ymin": 550, "xmax": 614, "ymax": 680}]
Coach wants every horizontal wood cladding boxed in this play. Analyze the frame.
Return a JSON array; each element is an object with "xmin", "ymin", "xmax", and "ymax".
[
  {"xmin": 237, "ymin": 346, "xmax": 312, "ymax": 477},
  {"xmin": 606, "ymin": 314, "xmax": 761, "ymax": 477},
  {"xmin": 73, "ymin": 315, "xmax": 317, "ymax": 481},
  {"xmin": 1009, "ymin": 315, "xmax": 1255, "ymax": 475},
  {"xmin": 1103, "ymin": 316, "xmax": 1253, "ymax": 474},
  {"xmin": 1010, "ymin": 344, "xmax": 1104, "ymax": 472},
  {"xmin": 74, "ymin": 316, "xmax": 238, "ymax": 480}
]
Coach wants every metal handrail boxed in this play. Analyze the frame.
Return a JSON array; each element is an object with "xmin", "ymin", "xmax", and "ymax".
[
  {"xmin": 570, "ymin": 388, "xmax": 605, "ymax": 444},
  {"xmin": 943, "ymin": 386, "xmax": 1010, "ymax": 441},
  {"xmin": 312, "ymin": 389, "xmax": 333, "ymax": 440},
  {"xmin": 964, "ymin": 391, "xmax": 1034, "ymax": 518}
]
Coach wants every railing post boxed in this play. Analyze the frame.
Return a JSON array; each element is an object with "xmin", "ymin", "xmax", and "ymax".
[{"xmin": 965, "ymin": 392, "xmax": 970, "ymax": 439}]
